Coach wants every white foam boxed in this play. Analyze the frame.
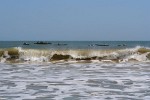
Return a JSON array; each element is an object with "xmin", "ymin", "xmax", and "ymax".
[
  {"xmin": 0, "ymin": 46, "xmax": 150, "ymax": 63},
  {"xmin": 0, "ymin": 62, "xmax": 150, "ymax": 100}
]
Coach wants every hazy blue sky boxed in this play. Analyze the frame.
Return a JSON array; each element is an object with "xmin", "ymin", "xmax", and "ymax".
[{"xmin": 0, "ymin": 0, "xmax": 149, "ymax": 41}]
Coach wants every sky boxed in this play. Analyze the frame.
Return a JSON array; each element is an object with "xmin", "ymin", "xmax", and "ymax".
[{"xmin": 0, "ymin": 0, "xmax": 149, "ymax": 41}]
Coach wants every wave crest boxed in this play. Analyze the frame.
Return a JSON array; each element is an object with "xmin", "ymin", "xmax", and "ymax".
[{"xmin": 0, "ymin": 46, "xmax": 150, "ymax": 63}]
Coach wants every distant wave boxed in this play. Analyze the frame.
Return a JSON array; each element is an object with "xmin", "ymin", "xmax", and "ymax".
[{"xmin": 0, "ymin": 46, "xmax": 150, "ymax": 63}]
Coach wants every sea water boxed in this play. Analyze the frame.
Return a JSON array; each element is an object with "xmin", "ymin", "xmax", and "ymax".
[{"xmin": 0, "ymin": 41, "xmax": 150, "ymax": 100}]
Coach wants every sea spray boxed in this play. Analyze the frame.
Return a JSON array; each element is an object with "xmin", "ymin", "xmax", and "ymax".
[{"xmin": 0, "ymin": 46, "xmax": 150, "ymax": 63}]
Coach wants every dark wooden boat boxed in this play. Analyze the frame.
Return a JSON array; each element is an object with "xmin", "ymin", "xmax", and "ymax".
[
  {"xmin": 23, "ymin": 43, "xmax": 29, "ymax": 45},
  {"xmin": 95, "ymin": 44, "xmax": 109, "ymax": 46},
  {"xmin": 34, "ymin": 41, "xmax": 51, "ymax": 45}
]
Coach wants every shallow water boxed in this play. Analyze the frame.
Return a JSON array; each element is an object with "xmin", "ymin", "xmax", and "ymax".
[{"xmin": 0, "ymin": 62, "xmax": 150, "ymax": 100}]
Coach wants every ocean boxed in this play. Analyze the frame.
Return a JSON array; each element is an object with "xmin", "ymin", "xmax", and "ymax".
[{"xmin": 0, "ymin": 41, "xmax": 150, "ymax": 100}]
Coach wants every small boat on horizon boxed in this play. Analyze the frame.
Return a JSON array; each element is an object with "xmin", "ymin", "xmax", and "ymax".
[
  {"xmin": 118, "ymin": 44, "xmax": 127, "ymax": 46},
  {"xmin": 95, "ymin": 44, "xmax": 109, "ymax": 46},
  {"xmin": 57, "ymin": 43, "xmax": 67, "ymax": 46},
  {"xmin": 23, "ymin": 43, "xmax": 29, "ymax": 45},
  {"xmin": 34, "ymin": 41, "xmax": 52, "ymax": 45}
]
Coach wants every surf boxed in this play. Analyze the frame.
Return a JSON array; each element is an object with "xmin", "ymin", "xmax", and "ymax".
[{"xmin": 0, "ymin": 46, "xmax": 150, "ymax": 63}]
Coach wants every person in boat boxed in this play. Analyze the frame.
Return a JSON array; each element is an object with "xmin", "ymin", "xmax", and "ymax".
[
  {"xmin": 34, "ymin": 41, "xmax": 51, "ymax": 44},
  {"xmin": 23, "ymin": 43, "xmax": 29, "ymax": 45},
  {"xmin": 95, "ymin": 44, "xmax": 109, "ymax": 46}
]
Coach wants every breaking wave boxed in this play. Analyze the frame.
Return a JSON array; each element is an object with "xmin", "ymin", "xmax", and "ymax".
[{"xmin": 0, "ymin": 46, "xmax": 150, "ymax": 63}]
